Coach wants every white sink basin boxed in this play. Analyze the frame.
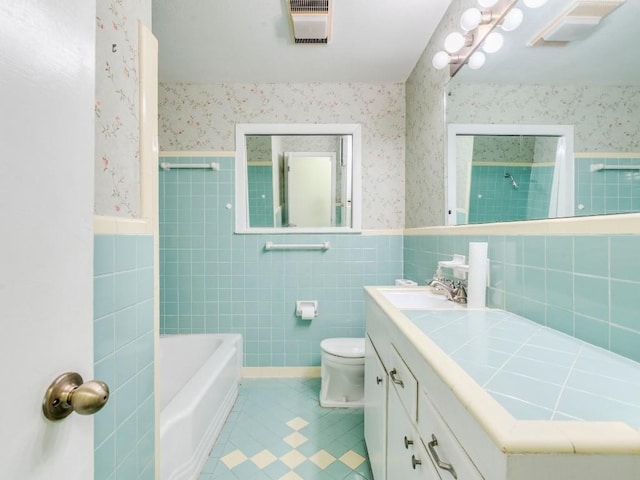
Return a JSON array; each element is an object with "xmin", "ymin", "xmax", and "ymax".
[{"xmin": 378, "ymin": 288, "xmax": 464, "ymax": 310}]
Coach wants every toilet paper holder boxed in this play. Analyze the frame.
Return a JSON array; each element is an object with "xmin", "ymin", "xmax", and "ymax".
[{"xmin": 296, "ymin": 301, "xmax": 318, "ymax": 319}]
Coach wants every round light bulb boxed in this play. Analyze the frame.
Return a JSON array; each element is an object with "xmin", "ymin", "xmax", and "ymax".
[
  {"xmin": 432, "ymin": 51, "xmax": 451, "ymax": 70},
  {"xmin": 478, "ymin": 0, "xmax": 499, "ymax": 7},
  {"xmin": 444, "ymin": 32, "xmax": 466, "ymax": 53},
  {"xmin": 460, "ymin": 8, "xmax": 482, "ymax": 32},
  {"xmin": 501, "ymin": 8, "xmax": 523, "ymax": 31},
  {"xmin": 523, "ymin": 0, "xmax": 548, "ymax": 8},
  {"xmin": 468, "ymin": 51, "xmax": 486, "ymax": 70},
  {"xmin": 482, "ymin": 31, "xmax": 504, "ymax": 53}
]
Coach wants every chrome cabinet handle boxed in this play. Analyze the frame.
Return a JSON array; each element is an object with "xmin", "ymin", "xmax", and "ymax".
[
  {"xmin": 428, "ymin": 434, "xmax": 457, "ymax": 479},
  {"xmin": 411, "ymin": 454, "xmax": 422, "ymax": 470},
  {"xmin": 389, "ymin": 368, "xmax": 404, "ymax": 388},
  {"xmin": 376, "ymin": 376, "xmax": 382, "ymax": 385},
  {"xmin": 404, "ymin": 436, "xmax": 414, "ymax": 449},
  {"xmin": 42, "ymin": 372, "xmax": 110, "ymax": 421}
]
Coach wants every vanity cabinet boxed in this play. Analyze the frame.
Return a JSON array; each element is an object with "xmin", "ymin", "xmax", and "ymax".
[
  {"xmin": 365, "ymin": 325, "xmax": 480, "ymax": 480},
  {"xmin": 364, "ymin": 286, "xmax": 640, "ymax": 480}
]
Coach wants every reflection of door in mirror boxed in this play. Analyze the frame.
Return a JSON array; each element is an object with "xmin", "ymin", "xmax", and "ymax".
[
  {"xmin": 459, "ymin": 135, "xmax": 559, "ymax": 224},
  {"xmin": 236, "ymin": 124, "xmax": 362, "ymax": 233},
  {"xmin": 244, "ymin": 132, "xmax": 353, "ymax": 230},
  {"xmin": 284, "ymin": 152, "xmax": 336, "ymax": 227}
]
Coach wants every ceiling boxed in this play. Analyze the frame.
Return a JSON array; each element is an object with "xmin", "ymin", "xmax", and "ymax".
[
  {"xmin": 151, "ymin": 0, "xmax": 454, "ymax": 84},
  {"xmin": 455, "ymin": 0, "xmax": 640, "ymax": 85},
  {"xmin": 152, "ymin": 0, "xmax": 639, "ymax": 86}
]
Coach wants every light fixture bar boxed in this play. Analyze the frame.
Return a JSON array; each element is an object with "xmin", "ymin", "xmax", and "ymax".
[{"xmin": 449, "ymin": 0, "xmax": 518, "ymax": 76}]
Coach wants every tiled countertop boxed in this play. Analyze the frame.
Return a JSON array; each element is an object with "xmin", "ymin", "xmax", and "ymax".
[{"xmin": 403, "ymin": 309, "xmax": 640, "ymax": 429}]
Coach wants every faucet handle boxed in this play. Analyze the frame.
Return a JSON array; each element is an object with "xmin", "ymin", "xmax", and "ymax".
[{"xmin": 452, "ymin": 282, "xmax": 468, "ymax": 304}]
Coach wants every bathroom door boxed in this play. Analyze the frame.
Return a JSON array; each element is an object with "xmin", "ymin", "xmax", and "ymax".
[
  {"xmin": 284, "ymin": 152, "xmax": 336, "ymax": 227},
  {"xmin": 0, "ymin": 1, "xmax": 96, "ymax": 478}
]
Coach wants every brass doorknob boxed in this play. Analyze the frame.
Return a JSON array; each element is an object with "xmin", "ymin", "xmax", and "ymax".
[{"xmin": 42, "ymin": 372, "xmax": 110, "ymax": 421}]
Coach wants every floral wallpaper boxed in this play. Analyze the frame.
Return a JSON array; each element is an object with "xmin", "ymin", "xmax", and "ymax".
[
  {"xmin": 405, "ymin": 0, "xmax": 475, "ymax": 228},
  {"xmin": 158, "ymin": 82, "xmax": 406, "ymax": 230},
  {"xmin": 246, "ymin": 136, "xmax": 271, "ymax": 163},
  {"xmin": 95, "ymin": 0, "xmax": 151, "ymax": 217},
  {"xmin": 471, "ymin": 136, "xmax": 536, "ymax": 163},
  {"xmin": 447, "ymin": 83, "xmax": 640, "ymax": 153}
]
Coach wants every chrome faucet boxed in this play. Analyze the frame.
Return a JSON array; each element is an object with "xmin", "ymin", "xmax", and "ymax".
[{"xmin": 428, "ymin": 279, "xmax": 468, "ymax": 305}]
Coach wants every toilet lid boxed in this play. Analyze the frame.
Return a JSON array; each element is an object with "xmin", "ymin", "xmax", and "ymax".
[{"xmin": 320, "ymin": 338, "xmax": 365, "ymax": 358}]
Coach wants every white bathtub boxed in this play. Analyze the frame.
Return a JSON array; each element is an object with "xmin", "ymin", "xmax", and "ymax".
[{"xmin": 160, "ymin": 334, "xmax": 242, "ymax": 480}]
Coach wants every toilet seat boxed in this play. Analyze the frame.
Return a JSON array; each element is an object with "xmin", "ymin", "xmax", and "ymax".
[{"xmin": 320, "ymin": 338, "xmax": 365, "ymax": 358}]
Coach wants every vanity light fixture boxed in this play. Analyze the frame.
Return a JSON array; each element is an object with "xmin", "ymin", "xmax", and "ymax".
[
  {"xmin": 432, "ymin": 0, "xmax": 547, "ymax": 77},
  {"xmin": 501, "ymin": 8, "xmax": 524, "ymax": 31},
  {"xmin": 482, "ymin": 31, "xmax": 504, "ymax": 53}
]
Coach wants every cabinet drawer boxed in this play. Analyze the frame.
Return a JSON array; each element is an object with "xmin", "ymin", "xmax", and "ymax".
[
  {"xmin": 388, "ymin": 384, "xmax": 441, "ymax": 479},
  {"xmin": 389, "ymin": 344, "xmax": 418, "ymax": 420},
  {"xmin": 418, "ymin": 388, "xmax": 483, "ymax": 480}
]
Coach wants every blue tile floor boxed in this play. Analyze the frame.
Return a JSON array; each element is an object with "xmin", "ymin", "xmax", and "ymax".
[{"xmin": 199, "ymin": 377, "xmax": 372, "ymax": 480}]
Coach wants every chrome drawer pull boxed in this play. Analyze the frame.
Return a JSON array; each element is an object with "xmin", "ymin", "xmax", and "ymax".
[
  {"xmin": 428, "ymin": 434, "xmax": 458, "ymax": 479},
  {"xmin": 389, "ymin": 368, "xmax": 404, "ymax": 388},
  {"xmin": 411, "ymin": 454, "xmax": 421, "ymax": 470},
  {"xmin": 404, "ymin": 436, "xmax": 414, "ymax": 449}
]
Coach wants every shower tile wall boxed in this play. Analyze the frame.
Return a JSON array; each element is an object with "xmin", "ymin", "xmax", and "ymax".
[
  {"xmin": 527, "ymin": 166, "xmax": 554, "ymax": 219},
  {"xmin": 469, "ymin": 165, "xmax": 533, "ymax": 223},
  {"xmin": 404, "ymin": 233, "xmax": 640, "ymax": 363},
  {"xmin": 94, "ymin": 234, "xmax": 155, "ymax": 480},
  {"xmin": 467, "ymin": 165, "xmax": 555, "ymax": 224},
  {"xmin": 159, "ymin": 156, "xmax": 403, "ymax": 367}
]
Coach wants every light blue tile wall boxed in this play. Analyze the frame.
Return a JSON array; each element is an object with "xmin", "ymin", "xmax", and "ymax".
[
  {"xmin": 404, "ymin": 233, "xmax": 640, "ymax": 363},
  {"xmin": 248, "ymin": 165, "xmax": 275, "ymax": 227},
  {"xmin": 159, "ymin": 156, "xmax": 403, "ymax": 367},
  {"xmin": 94, "ymin": 235, "xmax": 155, "ymax": 480},
  {"xmin": 575, "ymin": 157, "xmax": 640, "ymax": 216}
]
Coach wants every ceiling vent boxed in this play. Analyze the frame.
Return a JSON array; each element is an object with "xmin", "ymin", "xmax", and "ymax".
[
  {"xmin": 528, "ymin": 0, "xmax": 624, "ymax": 46},
  {"xmin": 288, "ymin": 0, "xmax": 332, "ymax": 44}
]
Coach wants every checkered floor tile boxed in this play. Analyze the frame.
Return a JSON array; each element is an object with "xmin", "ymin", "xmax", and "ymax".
[{"xmin": 198, "ymin": 377, "xmax": 372, "ymax": 480}]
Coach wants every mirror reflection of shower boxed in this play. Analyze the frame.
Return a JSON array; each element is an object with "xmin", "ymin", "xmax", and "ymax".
[{"xmin": 504, "ymin": 172, "xmax": 519, "ymax": 189}]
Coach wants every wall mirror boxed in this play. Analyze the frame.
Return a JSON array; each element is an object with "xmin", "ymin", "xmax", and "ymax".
[
  {"xmin": 447, "ymin": 124, "xmax": 574, "ymax": 226},
  {"xmin": 235, "ymin": 123, "xmax": 362, "ymax": 233},
  {"xmin": 444, "ymin": 0, "xmax": 640, "ymax": 225}
]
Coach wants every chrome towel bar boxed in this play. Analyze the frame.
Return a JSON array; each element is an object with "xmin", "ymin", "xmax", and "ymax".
[
  {"xmin": 160, "ymin": 162, "xmax": 220, "ymax": 171},
  {"xmin": 264, "ymin": 241, "xmax": 330, "ymax": 251},
  {"xmin": 590, "ymin": 163, "xmax": 640, "ymax": 172}
]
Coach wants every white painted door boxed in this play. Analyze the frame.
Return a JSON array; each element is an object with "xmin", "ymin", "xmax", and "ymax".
[
  {"xmin": 0, "ymin": 2, "xmax": 96, "ymax": 479},
  {"xmin": 285, "ymin": 152, "xmax": 335, "ymax": 227}
]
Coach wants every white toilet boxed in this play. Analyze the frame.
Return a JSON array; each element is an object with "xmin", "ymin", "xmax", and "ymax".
[{"xmin": 319, "ymin": 337, "xmax": 366, "ymax": 408}]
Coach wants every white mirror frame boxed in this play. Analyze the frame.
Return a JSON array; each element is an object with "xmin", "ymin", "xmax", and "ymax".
[
  {"xmin": 235, "ymin": 123, "xmax": 362, "ymax": 234},
  {"xmin": 446, "ymin": 124, "xmax": 575, "ymax": 226}
]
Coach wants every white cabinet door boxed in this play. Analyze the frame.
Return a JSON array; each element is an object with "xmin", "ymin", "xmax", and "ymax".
[
  {"xmin": 0, "ymin": 1, "xmax": 96, "ymax": 478},
  {"xmin": 388, "ymin": 386, "xmax": 441, "ymax": 480},
  {"xmin": 365, "ymin": 336, "xmax": 387, "ymax": 480}
]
